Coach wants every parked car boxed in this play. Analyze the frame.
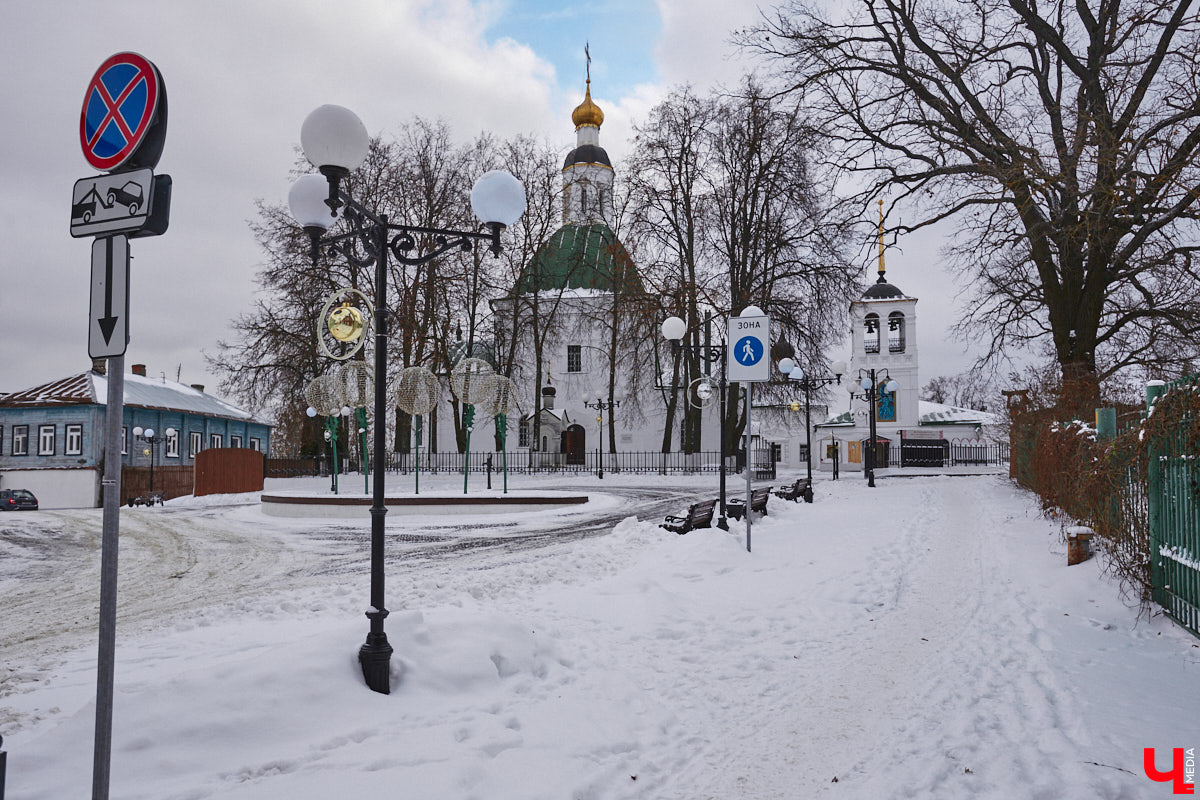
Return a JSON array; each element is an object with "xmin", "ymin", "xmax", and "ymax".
[{"xmin": 0, "ymin": 489, "xmax": 38, "ymax": 511}]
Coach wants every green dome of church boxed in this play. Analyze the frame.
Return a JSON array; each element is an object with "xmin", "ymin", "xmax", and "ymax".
[{"xmin": 518, "ymin": 223, "xmax": 642, "ymax": 295}]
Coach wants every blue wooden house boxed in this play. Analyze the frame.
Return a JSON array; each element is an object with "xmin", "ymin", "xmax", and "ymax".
[{"xmin": 0, "ymin": 362, "xmax": 272, "ymax": 508}]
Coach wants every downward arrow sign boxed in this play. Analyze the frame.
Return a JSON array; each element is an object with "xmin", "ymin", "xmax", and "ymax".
[
  {"xmin": 98, "ymin": 236, "xmax": 118, "ymax": 343},
  {"xmin": 89, "ymin": 234, "xmax": 129, "ymax": 359}
]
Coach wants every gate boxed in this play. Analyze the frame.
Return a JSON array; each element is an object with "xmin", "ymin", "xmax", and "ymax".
[
  {"xmin": 900, "ymin": 439, "xmax": 948, "ymax": 467},
  {"xmin": 1149, "ymin": 376, "xmax": 1200, "ymax": 636},
  {"xmin": 563, "ymin": 425, "xmax": 586, "ymax": 465}
]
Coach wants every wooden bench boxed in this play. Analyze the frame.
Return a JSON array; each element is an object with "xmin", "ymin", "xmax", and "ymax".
[
  {"xmin": 661, "ymin": 499, "xmax": 717, "ymax": 534},
  {"xmin": 726, "ymin": 486, "xmax": 770, "ymax": 521},
  {"xmin": 773, "ymin": 477, "xmax": 813, "ymax": 504}
]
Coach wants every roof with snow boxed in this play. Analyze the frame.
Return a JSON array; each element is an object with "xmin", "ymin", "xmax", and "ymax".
[
  {"xmin": 918, "ymin": 401, "xmax": 998, "ymax": 426},
  {"xmin": 0, "ymin": 370, "xmax": 269, "ymax": 425},
  {"xmin": 814, "ymin": 401, "xmax": 996, "ymax": 429}
]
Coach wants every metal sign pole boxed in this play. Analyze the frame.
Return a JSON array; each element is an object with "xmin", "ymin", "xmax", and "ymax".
[
  {"xmin": 92, "ymin": 354, "xmax": 124, "ymax": 800},
  {"xmin": 745, "ymin": 382, "xmax": 753, "ymax": 553}
]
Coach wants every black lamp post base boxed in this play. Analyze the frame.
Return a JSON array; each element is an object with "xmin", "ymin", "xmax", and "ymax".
[
  {"xmin": 717, "ymin": 516, "xmax": 730, "ymax": 531},
  {"xmin": 359, "ymin": 631, "xmax": 393, "ymax": 694}
]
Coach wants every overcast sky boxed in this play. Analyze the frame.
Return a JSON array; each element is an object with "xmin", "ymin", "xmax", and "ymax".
[{"xmin": 0, "ymin": 0, "xmax": 981, "ymax": 397}]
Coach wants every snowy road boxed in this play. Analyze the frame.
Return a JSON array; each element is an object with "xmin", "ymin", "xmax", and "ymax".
[
  {"xmin": 0, "ymin": 481, "xmax": 704, "ymax": 704},
  {"xmin": 1, "ymin": 473, "xmax": 1196, "ymax": 799}
]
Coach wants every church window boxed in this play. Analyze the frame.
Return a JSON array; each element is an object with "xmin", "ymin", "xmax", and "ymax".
[
  {"xmin": 864, "ymin": 313, "xmax": 880, "ymax": 354},
  {"xmin": 567, "ymin": 345, "xmax": 582, "ymax": 373},
  {"xmin": 888, "ymin": 311, "xmax": 906, "ymax": 353},
  {"xmin": 518, "ymin": 418, "xmax": 530, "ymax": 448},
  {"xmin": 580, "ymin": 187, "xmax": 589, "ymax": 216}
]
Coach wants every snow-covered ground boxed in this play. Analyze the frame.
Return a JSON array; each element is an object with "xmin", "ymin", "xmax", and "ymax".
[{"xmin": 0, "ymin": 472, "xmax": 1196, "ymax": 799}]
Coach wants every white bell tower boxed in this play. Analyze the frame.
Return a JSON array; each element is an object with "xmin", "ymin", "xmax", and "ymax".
[{"xmin": 848, "ymin": 200, "xmax": 919, "ymax": 432}]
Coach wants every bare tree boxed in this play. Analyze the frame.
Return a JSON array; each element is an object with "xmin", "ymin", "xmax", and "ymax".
[
  {"xmin": 629, "ymin": 79, "xmax": 857, "ymax": 452},
  {"xmin": 748, "ymin": 0, "xmax": 1200, "ymax": 409},
  {"xmin": 627, "ymin": 85, "xmax": 718, "ymax": 453}
]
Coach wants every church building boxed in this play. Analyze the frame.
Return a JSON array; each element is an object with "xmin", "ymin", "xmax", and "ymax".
[
  {"xmin": 813, "ymin": 203, "xmax": 995, "ymax": 471},
  {"xmin": 434, "ymin": 71, "xmax": 722, "ymax": 462}
]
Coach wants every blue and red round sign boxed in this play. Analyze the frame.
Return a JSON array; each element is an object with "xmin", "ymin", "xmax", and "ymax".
[{"xmin": 80, "ymin": 52, "xmax": 167, "ymax": 171}]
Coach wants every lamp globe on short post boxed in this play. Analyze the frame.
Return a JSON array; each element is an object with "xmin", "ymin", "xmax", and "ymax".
[
  {"xmin": 132, "ymin": 425, "xmax": 171, "ymax": 496},
  {"xmin": 846, "ymin": 368, "xmax": 898, "ymax": 488},
  {"xmin": 775, "ymin": 357, "xmax": 846, "ymax": 498},
  {"xmin": 660, "ymin": 314, "xmax": 730, "ymax": 529},
  {"xmin": 291, "ymin": 104, "xmax": 525, "ymax": 695}
]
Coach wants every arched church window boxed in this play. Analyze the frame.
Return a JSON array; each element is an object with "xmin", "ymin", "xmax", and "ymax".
[
  {"xmin": 864, "ymin": 313, "xmax": 880, "ymax": 354},
  {"xmin": 580, "ymin": 187, "xmax": 589, "ymax": 216},
  {"xmin": 888, "ymin": 311, "xmax": 906, "ymax": 353}
]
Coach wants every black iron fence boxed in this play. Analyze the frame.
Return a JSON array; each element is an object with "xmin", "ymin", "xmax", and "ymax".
[
  {"xmin": 266, "ymin": 450, "xmax": 739, "ymax": 477},
  {"xmin": 887, "ymin": 439, "xmax": 1010, "ymax": 468},
  {"xmin": 269, "ymin": 441, "xmax": 1007, "ymax": 480}
]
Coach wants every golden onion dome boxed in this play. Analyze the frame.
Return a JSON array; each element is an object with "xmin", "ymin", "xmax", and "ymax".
[{"xmin": 571, "ymin": 79, "xmax": 604, "ymax": 129}]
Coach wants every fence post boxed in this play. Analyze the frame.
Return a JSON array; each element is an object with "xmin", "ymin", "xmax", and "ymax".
[
  {"xmin": 1095, "ymin": 407, "xmax": 1117, "ymax": 439},
  {"xmin": 1146, "ymin": 381, "xmax": 1167, "ymax": 606},
  {"xmin": 1, "ymin": 733, "xmax": 6, "ymax": 800}
]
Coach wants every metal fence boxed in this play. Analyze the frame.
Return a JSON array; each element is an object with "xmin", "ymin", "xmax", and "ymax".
[
  {"xmin": 267, "ymin": 451, "xmax": 739, "ymax": 477},
  {"xmin": 886, "ymin": 439, "xmax": 1010, "ymax": 468},
  {"xmin": 1149, "ymin": 375, "xmax": 1200, "ymax": 636}
]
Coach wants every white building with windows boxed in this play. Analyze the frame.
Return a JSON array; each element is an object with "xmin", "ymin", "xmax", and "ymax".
[
  {"xmin": 814, "ymin": 237, "xmax": 995, "ymax": 470},
  {"xmin": 429, "ymin": 75, "xmax": 725, "ymax": 463}
]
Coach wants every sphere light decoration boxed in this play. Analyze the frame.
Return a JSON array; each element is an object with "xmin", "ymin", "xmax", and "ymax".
[
  {"xmin": 394, "ymin": 366, "xmax": 440, "ymax": 416},
  {"xmin": 304, "ymin": 373, "xmax": 346, "ymax": 417},
  {"xmin": 339, "ymin": 361, "xmax": 374, "ymax": 409},
  {"xmin": 474, "ymin": 375, "xmax": 517, "ymax": 417},
  {"xmin": 450, "ymin": 357, "xmax": 496, "ymax": 405}
]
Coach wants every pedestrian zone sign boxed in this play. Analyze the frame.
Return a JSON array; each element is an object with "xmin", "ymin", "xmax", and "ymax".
[{"xmin": 728, "ymin": 315, "xmax": 770, "ymax": 382}]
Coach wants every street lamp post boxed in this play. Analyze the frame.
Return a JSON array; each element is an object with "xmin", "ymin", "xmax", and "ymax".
[
  {"xmin": 845, "ymin": 368, "xmax": 899, "ymax": 488},
  {"xmin": 775, "ymin": 358, "xmax": 846, "ymax": 498},
  {"xmin": 306, "ymin": 405, "xmax": 351, "ymax": 493},
  {"xmin": 132, "ymin": 426, "xmax": 175, "ymax": 496},
  {"xmin": 289, "ymin": 104, "xmax": 525, "ymax": 694},
  {"xmin": 582, "ymin": 394, "xmax": 620, "ymax": 479},
  {"xmin": 660, "ymin": 315, "xmax": 730, "ymax": 530}
]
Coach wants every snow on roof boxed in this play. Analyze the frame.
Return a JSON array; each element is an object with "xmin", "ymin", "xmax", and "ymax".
[
  {"xmin": 0, "ymin": 371, "xmax": 268, "ymax": 425},
  {"xmin": 812, "ymin": 402, "xmax": 997, "ymax": 428},
  {"xmin": 815, "ymin": 410, "xmax": 854, "ymax": 427},
  {"xmin": 918, "ymin": 400, "xmax": 997, "ymax": 426}
]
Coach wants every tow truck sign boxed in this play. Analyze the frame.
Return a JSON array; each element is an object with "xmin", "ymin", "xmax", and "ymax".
[{"xmin": 69, "ymin": 168, "xmax": 154, "ymax": 237}]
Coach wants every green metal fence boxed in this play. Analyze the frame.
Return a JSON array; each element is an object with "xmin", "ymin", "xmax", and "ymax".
[{"xmin": 1148, "ymin": 376, "xmax": 1200, "ymax": 636}]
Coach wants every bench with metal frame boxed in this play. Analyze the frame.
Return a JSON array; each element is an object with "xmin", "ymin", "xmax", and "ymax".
[
  {"xmin": 660, "ymin": 498, "xmax": 718, "ymax": 534},
  {"xmin": 773, "ymin": 477, "xmax": 813, "ymax": 504},
  {"xmin": 127, "ymin": 491, "xmax": 164, "ymax": 507},
  {"xmin": 726, "ymin": 486, "xmax": 770, "ymax": 520}
]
